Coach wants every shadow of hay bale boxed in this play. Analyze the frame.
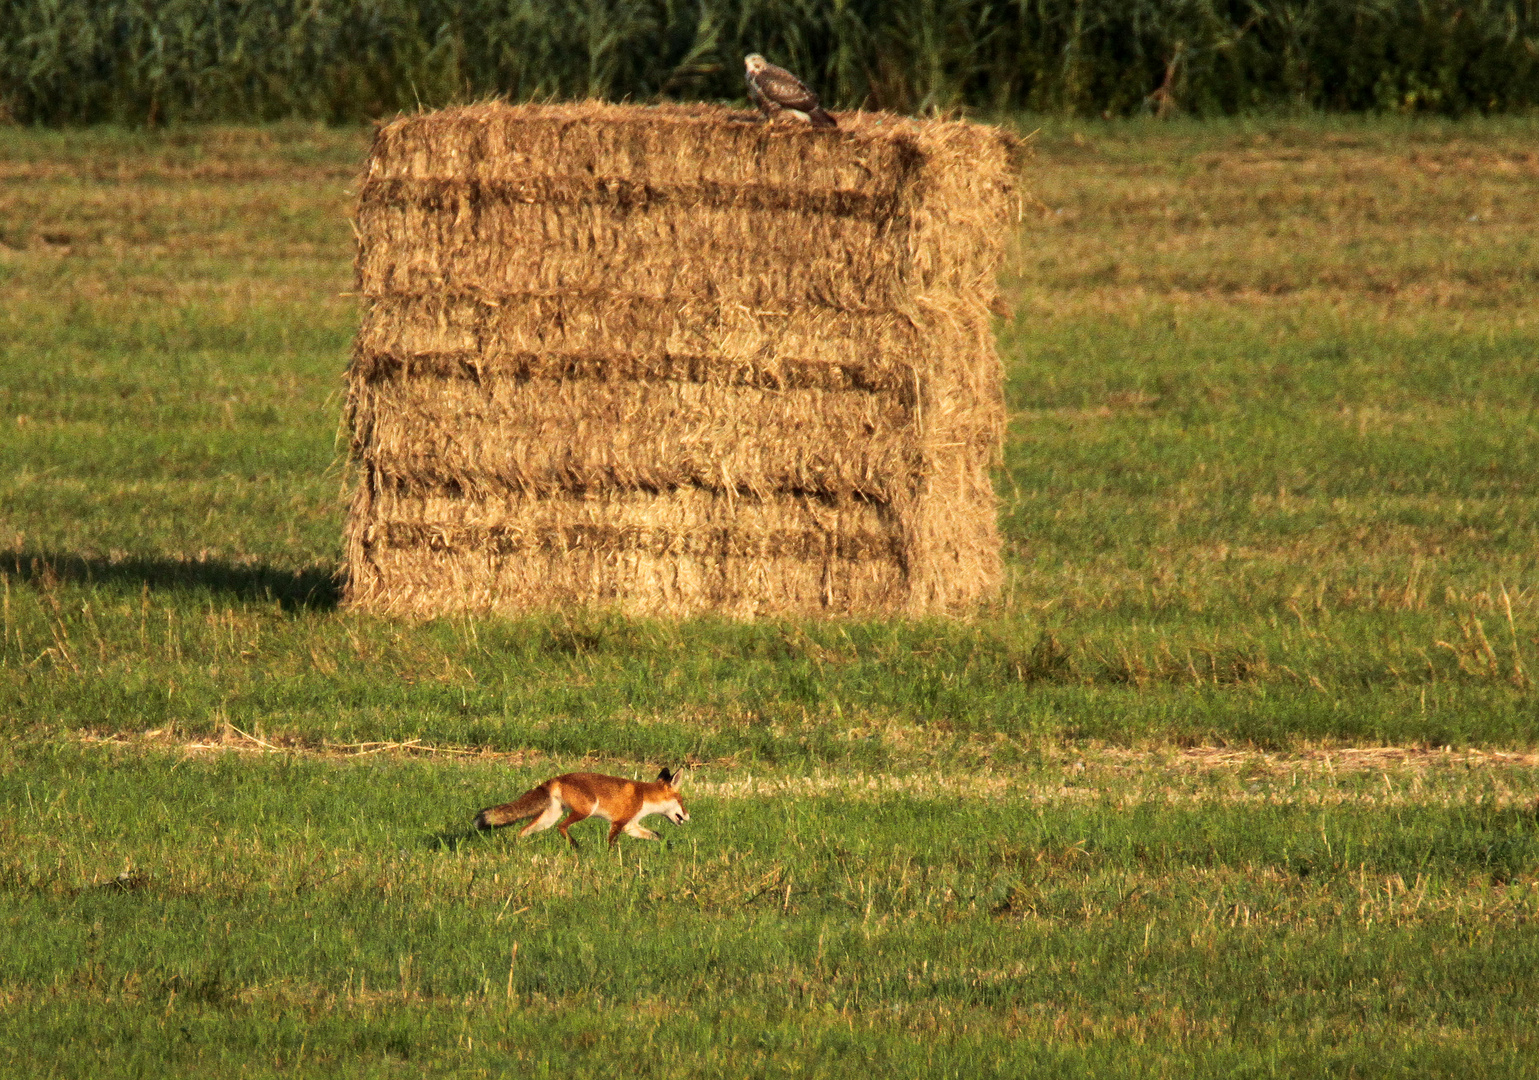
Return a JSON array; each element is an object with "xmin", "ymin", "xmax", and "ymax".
[
  {"xmin": 345, "ymin": 101, "xmax": 1022, "ymax": 620},
  {"xmin": 2, "ymin": 551, "xmax": 340, "ymax": 611}
]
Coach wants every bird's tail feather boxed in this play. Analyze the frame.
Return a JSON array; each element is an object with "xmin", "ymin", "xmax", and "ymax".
[{"xmin": 810, "ymin": 107, "xmax": 837, "ymax": 129}]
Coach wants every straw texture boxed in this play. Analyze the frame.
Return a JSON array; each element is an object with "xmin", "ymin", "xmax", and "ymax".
[{"xmin": 345, "ymin": 101, "xmax": 1019, "ymax": 618}]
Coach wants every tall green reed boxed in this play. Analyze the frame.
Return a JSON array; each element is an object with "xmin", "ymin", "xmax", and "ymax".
[{"xmin": 2, "ymin": 0, "xmax": 1536, "ymax": 125}]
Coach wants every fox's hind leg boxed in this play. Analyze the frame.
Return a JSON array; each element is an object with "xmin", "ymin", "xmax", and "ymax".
[
  {"xmin": 556, "ymin": 808, "xmax": 591, "ymax": 849},
  {"xmin": 518, "ymin": 798, "xmax": 563, "ymax": 840}
]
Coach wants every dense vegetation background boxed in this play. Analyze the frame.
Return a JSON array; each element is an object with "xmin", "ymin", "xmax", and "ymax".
[{"xmin": 3, "ymin": 0, "xmax": 1538, "ymax": 125}]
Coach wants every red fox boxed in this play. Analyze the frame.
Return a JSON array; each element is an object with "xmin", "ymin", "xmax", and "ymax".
[{"xmin": 473, "ymin": 768, "xmax": 689, "ymax": 849}]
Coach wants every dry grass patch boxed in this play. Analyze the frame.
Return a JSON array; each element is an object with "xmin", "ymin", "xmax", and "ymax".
[{"xmin": 1015, "ymin": 123, "xmax": 1539, "ymax": 324}]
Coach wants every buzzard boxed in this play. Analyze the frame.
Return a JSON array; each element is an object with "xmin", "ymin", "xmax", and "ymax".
[{"xmin": 744, "ymin": 54, "xmax": 837, "ymax": 129}]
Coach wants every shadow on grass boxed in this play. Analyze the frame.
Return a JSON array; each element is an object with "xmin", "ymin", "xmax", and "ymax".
[
  {"xmin": 426, "ymin": 828, "xmax": 492, "ymax": 853},
  {"xmin": 1, "ymin": 550, "xmax": 341, "ymax": 611},
  {"xmin": 427, "ymin": 828, "xmax": 671, "ymax": 855}
]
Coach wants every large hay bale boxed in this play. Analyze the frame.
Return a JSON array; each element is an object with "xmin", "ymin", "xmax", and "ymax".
[{"xmin": 344, "ymin": 101, "xmax": 1019, "ymax": 619}]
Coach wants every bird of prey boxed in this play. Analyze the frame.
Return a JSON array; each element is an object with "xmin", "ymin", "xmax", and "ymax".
[{"xmin": 744, "ymin": 54, "xmax": 837, "ymax": 128}]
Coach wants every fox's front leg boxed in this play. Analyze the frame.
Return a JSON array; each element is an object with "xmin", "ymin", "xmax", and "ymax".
[{"xmin": 606, "ymin": 818, "xmax": 660, "ymax": 846}]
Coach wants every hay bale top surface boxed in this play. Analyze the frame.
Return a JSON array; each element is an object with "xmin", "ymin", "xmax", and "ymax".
[
  {"xmin": 364, "ymin": 100, "xmax": 1023, "ymax": 203},
  {"xmin": 359, "ymin": 101, "xmax": 1024, "ymax": 307}
]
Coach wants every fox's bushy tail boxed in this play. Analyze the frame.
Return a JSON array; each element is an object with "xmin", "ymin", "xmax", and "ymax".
[{"xmin": 473, "ymin": 785, "xmax": 551, "ymax": 830}]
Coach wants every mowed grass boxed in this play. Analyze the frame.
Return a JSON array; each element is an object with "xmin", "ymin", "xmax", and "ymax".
[
  {"xmin": 3, "ymin": 741, "xmax": 1537, "ymax": 1076},
  {"xmin": 0, "ymin": 115, "xmax": 1537, "ymax": 1075},
  {"xmin": 0, "ymin": 117, "xmax": 1536, "ymax": 754}
]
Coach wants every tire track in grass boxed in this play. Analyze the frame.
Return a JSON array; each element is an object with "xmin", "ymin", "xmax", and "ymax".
[{"xmin": 64, "ymin": 729, "xmax": 1539, "ymax": 809}]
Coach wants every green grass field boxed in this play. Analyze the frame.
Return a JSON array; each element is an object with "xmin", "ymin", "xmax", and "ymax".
[{"xmin": 1, "ymin": 115, "xmax": 1537, "ymax": 1075}]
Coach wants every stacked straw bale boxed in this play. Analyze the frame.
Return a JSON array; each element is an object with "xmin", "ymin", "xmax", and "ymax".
[{"xmin": 345, "ymin": 101, "xmax": 1020, "ymax": 618}]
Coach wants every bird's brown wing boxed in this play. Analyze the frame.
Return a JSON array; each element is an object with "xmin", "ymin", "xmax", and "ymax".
[
  {"xmin": 755, "ymin": 63, "xmax": 822, "ymax": 112},
  {"xmin": 746, "ymin": 78, "xmax": 779, "ymax": 115}
]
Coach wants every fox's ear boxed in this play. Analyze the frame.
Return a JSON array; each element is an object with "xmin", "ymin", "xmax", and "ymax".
[{"xmin": 657, "ymin": 767, "xmax": 675, "ymax": 785}]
